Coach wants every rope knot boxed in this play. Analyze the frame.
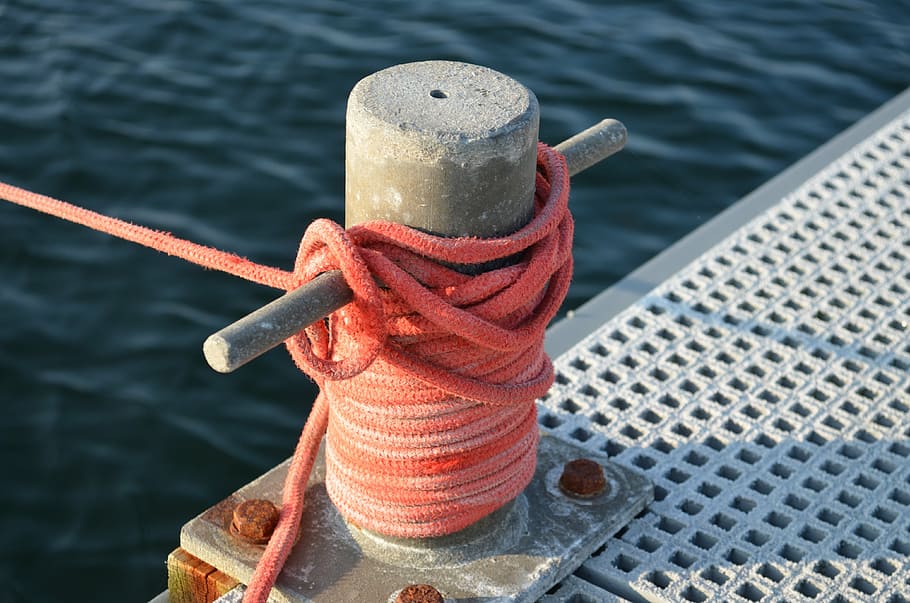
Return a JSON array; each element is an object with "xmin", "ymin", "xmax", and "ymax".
[
  {"xmin": 286, "ymin": 218, "xmax": 387, "ymax": 381},
  {"xmin": 284, "ymin": 143, "xmax": 573, "ymax": 404}
]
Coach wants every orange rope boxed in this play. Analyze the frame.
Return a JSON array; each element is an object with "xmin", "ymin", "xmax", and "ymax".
[{"xmin": 0, "ymin": 143, "xmax": 572, "ymax": 602}]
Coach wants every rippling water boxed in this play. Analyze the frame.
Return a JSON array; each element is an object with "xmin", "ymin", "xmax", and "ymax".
[{"xmin": 0, "ymin": 1, "xmax": 907, "ymax": 600}]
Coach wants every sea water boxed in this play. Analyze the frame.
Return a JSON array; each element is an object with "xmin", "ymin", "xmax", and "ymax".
[{"xmin": 0, "ymin": 1, "xmax": 907, "ymax": 600}]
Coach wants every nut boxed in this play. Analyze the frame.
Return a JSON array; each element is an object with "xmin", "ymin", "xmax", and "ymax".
[
  {"xmin": 559, "ymin": 458, "xmax": 607, "ymax": 498},
  {"xmin": 230, "ymin": 499, "xmax": 280, "ymax": 545},
  {"xmin": 396, "ymin": 584, "xmax": 444, "ymax": 603}
]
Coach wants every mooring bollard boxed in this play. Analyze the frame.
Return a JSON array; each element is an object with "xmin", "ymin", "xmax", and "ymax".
[{"xmin": 176, "ymin": 61, "xmax": 652, "ymax": 603}]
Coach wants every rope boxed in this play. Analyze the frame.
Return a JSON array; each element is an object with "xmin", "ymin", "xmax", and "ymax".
[{"xmin": 0, "ymin": 143, "xmax": 573, "ymax": 602}]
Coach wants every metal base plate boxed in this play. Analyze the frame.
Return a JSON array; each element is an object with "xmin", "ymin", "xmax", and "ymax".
[{"xmin": 181, "ymin": 434, "xmax": 652, "ymax": 602}]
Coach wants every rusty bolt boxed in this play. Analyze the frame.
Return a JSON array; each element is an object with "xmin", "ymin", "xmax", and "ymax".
[
  {"xmin": 395, "ymin": 584, "xmax": 444, "ymax": 603},
  {"xmin": 230, "ymin": 499, "xmax": 280, "ymax": 545},
  {"xmin": 559, "ymin": 458, "xmax": 607, "ymax": 498}
]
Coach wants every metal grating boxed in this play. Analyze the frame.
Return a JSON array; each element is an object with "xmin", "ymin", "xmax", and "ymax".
[{"xmin": 538, "ymin": 108, "xmax": 910, "ymax": 602}]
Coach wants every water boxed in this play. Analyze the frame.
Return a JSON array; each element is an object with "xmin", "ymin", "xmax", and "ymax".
[{"xmin": 0, "ymin": 1, "xmax": 907, "ymax": 600}]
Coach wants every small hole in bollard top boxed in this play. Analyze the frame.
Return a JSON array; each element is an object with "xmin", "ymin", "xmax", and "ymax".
[{"xmin": 429, "ymin": 89, "xmax": 448, "ymax": 99}]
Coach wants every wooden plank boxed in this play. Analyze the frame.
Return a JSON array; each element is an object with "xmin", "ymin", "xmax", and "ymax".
[{"xmin": 168, "ymin": 547, "xmax": 239, "ymax": 603}]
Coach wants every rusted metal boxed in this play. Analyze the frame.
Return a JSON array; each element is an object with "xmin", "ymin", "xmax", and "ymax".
[
  {"xmin": 395, "ymin": 584, "xmax": 444, "ymax": 603},
  {"xmin": 558, "ymin": 458, "xmax": 607, "ymax": 498},
  {"xmin": 229, "ymin": 499, "xmax": 280, "ymax": 545}
]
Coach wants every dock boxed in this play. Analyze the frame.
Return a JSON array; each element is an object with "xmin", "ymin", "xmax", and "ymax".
[
  {"xmin": 539, "ymin": 86, "xmax": 910, "ymax": 601},
  {"xmin": 160, "ymin": 85, "xmax": 909, "ymax": 602}
]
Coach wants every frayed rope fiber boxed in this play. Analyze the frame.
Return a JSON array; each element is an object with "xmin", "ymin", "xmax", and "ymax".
[{"xmin": 0, "ymin": 143, "xmax": 573, "ymax": 603}]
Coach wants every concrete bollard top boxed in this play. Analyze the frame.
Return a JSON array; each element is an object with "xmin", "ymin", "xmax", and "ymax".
[{"xmin": 345, "ymin": 60, "xmax": 540, "ymax": 239}]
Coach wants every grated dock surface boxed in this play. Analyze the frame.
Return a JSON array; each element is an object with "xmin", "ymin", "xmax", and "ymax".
[{"xmin": 538, "ymin": 102, "xmax": 910, "ymax": 602}]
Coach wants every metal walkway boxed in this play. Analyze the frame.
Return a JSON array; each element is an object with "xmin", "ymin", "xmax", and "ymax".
[{"xmin": 538, "ymin": 88, "xmax": 910, "ymax": 603}]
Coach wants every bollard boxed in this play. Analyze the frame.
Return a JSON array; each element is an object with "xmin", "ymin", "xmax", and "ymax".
[
  {"xmin": 332, "ymin": 59, "xmax": 538, "ymax": 551},
  {"xmin": 178, "ymin": 61, "xmax": 652, "ymax": 603}
]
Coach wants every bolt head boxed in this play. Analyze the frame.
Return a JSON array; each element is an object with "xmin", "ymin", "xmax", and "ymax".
[
  {"xmin": 396, "ymin": 584, "xmax": 444, "ymax": 603},
  {"xmin": 559, "ymin": 458, "xmax": 607, "ymax": 498},
  {"xmin": 230, "ymin": 499, "xmax": 280, "ymax": 545}
]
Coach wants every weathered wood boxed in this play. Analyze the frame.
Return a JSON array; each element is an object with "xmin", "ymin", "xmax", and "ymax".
[{"xmin": 167, "ymin": 547, "xmax": 239, "ymax": 603}]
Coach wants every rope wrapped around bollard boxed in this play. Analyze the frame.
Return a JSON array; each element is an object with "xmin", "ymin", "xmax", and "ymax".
[
  {"xmin": 0, "ymin": 143, "xmax": 573, "ymax": 602},
  {"xmin": 247, "ymin": 144, "xmax": 572, "ymax": 601}
]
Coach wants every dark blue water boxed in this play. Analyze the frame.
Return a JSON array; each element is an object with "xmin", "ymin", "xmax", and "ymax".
[{"xmin": 0, "ymin": 1, "xmax": 907, "ymax": 600}]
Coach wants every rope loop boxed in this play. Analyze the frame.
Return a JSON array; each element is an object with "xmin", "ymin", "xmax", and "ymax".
[{"xmin": 285, "ymin": 218, "xmax": 387, "ymax": 381}]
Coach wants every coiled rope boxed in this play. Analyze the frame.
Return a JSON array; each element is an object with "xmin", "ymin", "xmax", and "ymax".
[{"xmin": 0, "ymin": 143, "xmax": 573, "ymax": 602}]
